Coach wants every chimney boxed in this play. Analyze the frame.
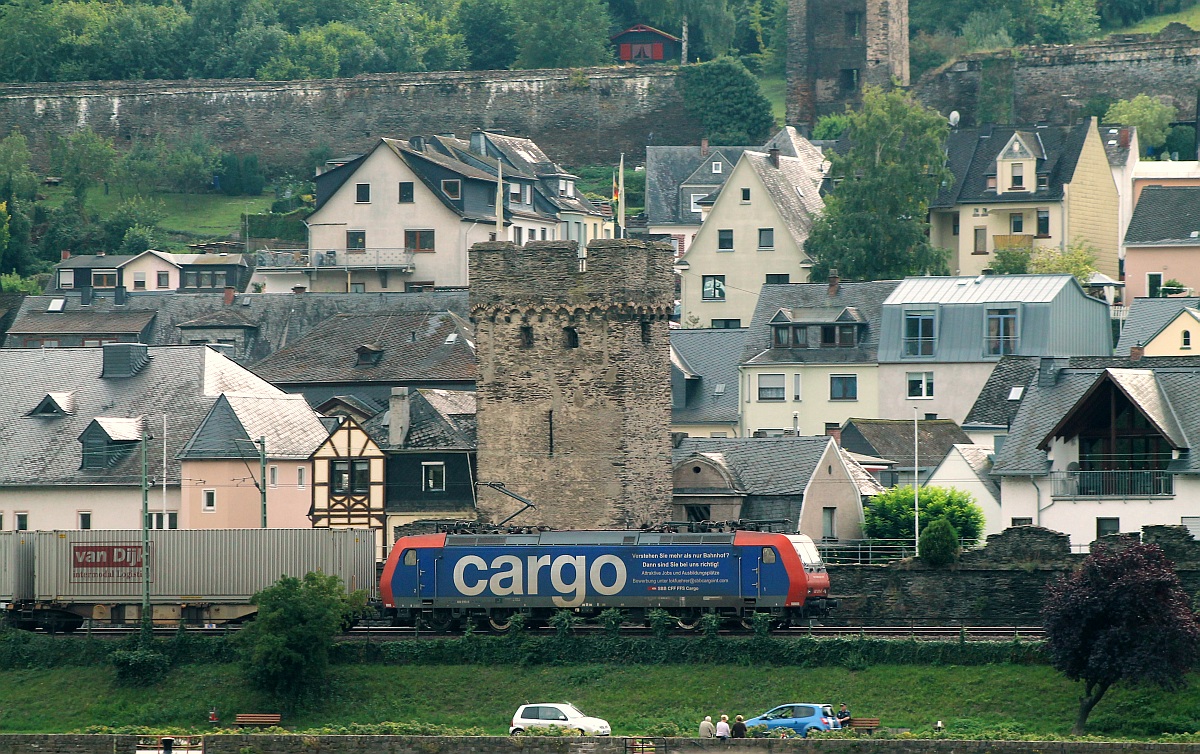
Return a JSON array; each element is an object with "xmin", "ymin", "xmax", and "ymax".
[
  {"xmin": 824, "ymin": 422, "xmax": 842, "ymax": 445},
  {"xmin": 470, "ymin": 130, "xmax": 486, "ymax": 155},
  {"xmin": 389, "ymin": 387, "xmax": 412, "ymax": 447},
  {"xmin": 769, "ymin": 147, "xmax": 780, "ymax": 168},
  {"xmin": 1119, "ymin": 127, "xmax": 1130, "ymax": 149},
  {"xmin": 700, "ymin": 137, "xmax": 709, "ymax": 157},
  {"xmin": 223, "ymin": 286, "xmax": 236, "ymax": 305},
  {"xmin": 828, "ymin": 269, "xmax": 840, "ymax": 295},
  {"xmin": 1038, "ymin": 357, "xmax": 1070, "ymax": 386},
  {"xmin": 114, "ymin": 286, "xmax": 127, "ymax": 305},
  {"xmin": 291, "ymin": 285, "xmax": 307, "ymax": 294},
  {"xmin": 61, "ymin": 250, "xmax": 71, "ymax": 261},
  {"xmin": 1130, "ymin": 344, "xmax": 1144, "ymax": 362}
]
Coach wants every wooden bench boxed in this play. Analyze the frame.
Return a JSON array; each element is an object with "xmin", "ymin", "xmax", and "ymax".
[
  {"xmin": 235, "ymin": 713, "xmax": 282, "ymax": 727},
  {"xmin": 845, "ymin": 718, "xmax": 880, "ymax": 734}
]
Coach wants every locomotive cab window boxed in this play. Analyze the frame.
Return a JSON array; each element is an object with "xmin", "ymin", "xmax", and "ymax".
[
  {"xmin": 762, "ymin": 547, "xmax": 777, "ymax": 564},
  {"xmin": 403, "ymin": 549, "xmax": 417, "ymax": 566}
]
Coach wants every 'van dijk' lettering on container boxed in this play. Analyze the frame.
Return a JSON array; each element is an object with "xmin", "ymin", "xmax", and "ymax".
[{"xmin": 70, "ymin": 544, "xmax": 145, "ymax": 581}]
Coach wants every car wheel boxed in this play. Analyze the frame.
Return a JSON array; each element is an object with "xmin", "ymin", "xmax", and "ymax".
[
  {"xmin": 574, "ymin": 729, "xmax": 585, "ymax": 737},
  {"xmin": 510, "ymin": 729, "xmax": 524, "ymax": 737}
]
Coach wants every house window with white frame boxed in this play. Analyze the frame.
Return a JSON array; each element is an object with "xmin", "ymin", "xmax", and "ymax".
[
  {"xmin": 712, "ymin": 161, "xmax": 722, "ymax": 173},
  {"xmin": 152, "ymin": 512, "xmax": 178, "ymax": 529},
  {"xmin": 202, "ymin": 490, "xmax": 216, "ymax": 512},
  {"xmin": 422, "ymin": 462, "xmax": 446, "ymax": 492},
  {"xmin": 78, "ymin": 511, "xmax": 92, "ymax": 530},
  {"xmin": 1010, "ymin": 212, "xmax": 1024, "ymax": 234},
  {"xmin": 1010, "ymin": 162, "xmax": 1024, "ymax": 189},
  {"xmin": 689, "ymin": 194, "xmax": 705, "ymax": 213},
  {"xmin": 702, "ymin": 275, "xmax": 726, "ymax": 301},
  {"xmin": 355, "ymin": 183, "xmax": 370, "ymax": 203},
  {"xmin": 133, "ymin": 271, "xmax": 147, "ymax": 290},
  {"xmin": 15, "ymin": 512, "xmax": 28, "ymax": 530},
  {"xmin": 757, "ymin": 373, "xmax": 786, "ymax": 401},
  {"xmin": 269, "ymin": 465, "xmax": 278, "ymax": 487},
  {"xmin": 793, "ymin": 374, "xmax": 802, "ymax": 401},
  {"xmin": 822, "ymin": 507, "xmax": 837, "ymax": 540},
  {"xmin": 92, "ymin": 269, "xmax": 118, "ymax": 288},
  {"xmin": 59, "ymin": 269, "xmax": 74, "ymax": 289},
  {"xmin": 441, "ymin": 179, "xmax": 461, "ymax": 200},
  {"xmin": 904, "ymin": 311, "xmax": 936, "ymax": 356},
  {"xmin": 986, "ymin": 308, "xmax": 1018, "ymax": 355},
  {"xmin": 907, "ymin": 371, "xmax": 934, "ymax": 398},
  {"xmin": 758, "ymin": 228, "xmax": 774, "ymax": 249},
  {"xmin": 157, "ymin": 271, "xmax": 170, "ymax": 289},
  {"xmin": 297, "ymin": 467, "xmax": 307, "ymax": 488},
  {"xmin": 717, "ymin": 229, "xmax": 733, "ymax": 250}
]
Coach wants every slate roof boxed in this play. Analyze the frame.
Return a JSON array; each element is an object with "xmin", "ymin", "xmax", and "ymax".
[
  {"xmin": 839, "ymin": 418, "xmax": 972, "ymax": 472},
  {"xmin": 362, "ymin": 389, "xmax": 477, "ymax": 451},
  {"xmin": 993, "ymin": 360, "xmax": 1200, "ymax": 476},
  {"xmin": 883, "ymin": 274, "xmax": 1077, "ymax": 305},
  {"xmin": 4, "ymin": 291, "xmax": 469, "ymax": 363},
  {"xmin": 56, "ymin": 255, "xmax": 139, "ymax": 269},
  {"xmin": 645, "ymin": 145, "xmax": 753, "ymax": 225},
  {"xmin": 962, "ymin": 355, "xmax": 1040, "ymax": 428},
  {"xmin": 1115, "ymin": 297, "xmax": 1200, "ymax": 354},
  {"xmin": 764, "ymin": 126, "xmax": 827, "ymax": 164},
  {"xmin": 742, "ymin": 281, "xmax": 901, "ymax": 365},
  {"xmin": 840, "ymin": 447, "xmax": 886, "ymax": 497},
  {"xmin": 6, "ymin": 310, "xmax": 156, "ymax": 336},
  {"xmin": 249, "ymin": 310, "xmax": 477, "ymax": 386},
  {"xmin": 178, "ymin": 393, "xmax": 330, "ymax": 460},
  {"xmin": 1099, "ymin": 124, "xmax": 1135, "ymax": 168},
  {"xmin": 672, "ymin": 436, "xmax": 834, "ymax": 495},
  {"xmin": 933, "ymin": 122, "xmax": 1090, "ymax": 208},
  {"xmin": 1124, "ymin": 186, "xmax": 1200, "ymax": 245},
  {"xmin": 947, "ymin": 443, "xmax": 1000, "ymax": 500},
  {"xmin": 0, "ymin": 345, "xmax": 283, "ymax": 486},
  {"xmin": 670, "ymin": 328, "xmax": 745, "ymax": 425},
  {"xmin": 741, "ymin": 150, "xmax": 825, "ymax": 248}
]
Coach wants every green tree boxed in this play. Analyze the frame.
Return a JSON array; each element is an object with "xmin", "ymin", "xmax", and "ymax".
[
  {"xmin": 1042, "ymin": 542, "xmax": 1200, "ymax": 733},
  {"xmin": 3, "ymin": 199, "xmax": 34, "ymax": 275},
  {"xmin": 1028, "ymin": 239, "xmax": 1098, "ymax": 284},
  {"xmin": 1034, "ymin": 0, "xmax": 1099, "ymax": 43},
  {"xmin": 812, "ymin": 113, "xmax": 851, "ymax": 140},
  {"xmin": 457, "ymin": 0, "xmax": 518, "ymax": 70},
  {"xmin": 992, "ymin": 244, "xmax": 1031, "ymax": 275},
  {"xmin": 676, "ymin": 56, "xmax": 774, "ymax": 144},
  {"xmin": 102, "ymin": 197, "xmax": 166, "ymax": 251},
  {"xmin": 1105, "ymin": 94, "xmax": 1176, "ymax": 152},
  {"xmin": 52, "ymin": 127, "xmax": 118, "ymax": 203},
  {"xmin": 0, "ymin": 129, "xmax": 38, "ymax": 204},
  {"xmin": 119, "ymin": 224, "xmax": 156, "ymax": 255},
  {"xmin": 513, "ymin": 0, "xmax": 612, "ymax": 69},
  {"xmin": 863, "ymin": 485, "xmax": 984, "ymax": 547},
  {"xmin": 1163, "ymin": 125, "xmax": 1196, "ymax": 161},
  {"xmin": 0, "ymin": 203, "xmax": 10, "ymax": 275},
  {"xmin": 234, "ymin": 571, "xmax": 367, "ymax": 699},
  {"xmin": 919, "ymin": 517, "xmax": 960, "ymax": 566},
  {"xmin": 804, "ymin": 86, "xmax": 951, "ymax": 281},
  {"xmin": 0, "ymin": 271, "xmax": 43, "ymax": 293},
  {"xmin": 258, "ymin": 28, "xmax": 341, "ymax": 79}
]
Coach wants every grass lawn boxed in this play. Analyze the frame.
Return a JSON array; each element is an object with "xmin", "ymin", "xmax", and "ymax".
[
  {"xmin": 0, "ymin": 662, "xmax": 1196, "ymax": 738},
  {"xmin": 39, "ymin": 186, "xmax": 275, "ymax": 240},
  {"xmin": 1103, "ymin": 8, "xmax": 1199, "ymax": 35},
  {"xmin": 759, "ymin": 75, "xmax": 787, "ymax": 125}
]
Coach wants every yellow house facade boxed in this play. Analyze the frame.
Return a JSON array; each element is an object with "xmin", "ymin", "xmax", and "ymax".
[
  {"xmin": 678, "ymin": 149, "xmax": 824, "ymax": 329},
  {"xmin": 1141, "ymin": 308, "xmax": 1200, "ymax": 356},
  {"xmin": 930, "ymin": 119, "xmax": 1119, "ymax": 279}
]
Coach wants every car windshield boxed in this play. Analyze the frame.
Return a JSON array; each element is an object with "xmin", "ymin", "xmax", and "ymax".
[
  {"xmin": 764, "ymin": 707, "xmax": 789, "ymax": 719},
  {"xmin": 563, "ymin": 704, "xmax": 585, "ymax": 719}
]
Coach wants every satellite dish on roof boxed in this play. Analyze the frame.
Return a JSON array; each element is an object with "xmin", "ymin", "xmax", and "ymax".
[{"xmin": 949, "ymin": 111, "xmax": 961, "ymax": 128}]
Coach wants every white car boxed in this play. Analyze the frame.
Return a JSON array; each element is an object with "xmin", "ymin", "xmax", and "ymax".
[{"xmin": 510, "ymin": 703, "xmax": 611, "ymax": 736}]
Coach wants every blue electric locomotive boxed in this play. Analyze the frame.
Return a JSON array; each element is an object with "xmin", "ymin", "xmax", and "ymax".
[{"xmin": 380, "ymin": 529, "xmax": 833, "ymax": 630}]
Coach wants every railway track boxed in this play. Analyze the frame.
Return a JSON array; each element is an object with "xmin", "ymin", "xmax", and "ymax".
[{"xmin": 33, "ymin": 624, "xmax": 1045, "ymax": 641}]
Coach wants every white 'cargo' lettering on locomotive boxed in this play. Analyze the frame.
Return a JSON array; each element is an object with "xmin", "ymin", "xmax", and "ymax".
[{"xmin": 452, "ymin": 553, "xmax": 627, "ymax": 607}]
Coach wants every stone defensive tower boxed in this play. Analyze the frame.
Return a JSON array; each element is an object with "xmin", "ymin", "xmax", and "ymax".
[
  {"xmin": 469, "ymin": 239, "xmax": 675, "ymax": 529},
  {"xmin": 786, "ymin": 0, "xmax": 910, "ymax": 125}
]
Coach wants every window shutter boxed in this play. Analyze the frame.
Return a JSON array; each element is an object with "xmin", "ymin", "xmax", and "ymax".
[
  {"xmin": 620, "ymin": 44, "xmax": 632, "ymax": 60},
  {"xmin": 652, "ymin": 43, "xmax": 664, "ymax": 60}
]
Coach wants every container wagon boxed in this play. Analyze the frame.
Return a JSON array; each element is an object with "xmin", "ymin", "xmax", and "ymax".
[
  {"xmin": 381, "ymin": 530, "xmax": 833, "ymax": 631},
  {"xmin": 5, "ymin": 528, "xmax": 376, "ymax": 631}
]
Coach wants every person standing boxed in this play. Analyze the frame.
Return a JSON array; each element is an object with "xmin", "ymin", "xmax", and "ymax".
[
  {"xmin": 836, "ymin": 703, "xmax": 851, "ymax": 727},
  {"xmin": 699, "ymin": 716, "xmax": 716, "ymax": 738},
  {"xmin": 715, "ymin": 715, "xmax": 731, "ymax": 739},
  {"xmin": 731, "ymin": 715, "xmax": 747, "ymax": 738}
]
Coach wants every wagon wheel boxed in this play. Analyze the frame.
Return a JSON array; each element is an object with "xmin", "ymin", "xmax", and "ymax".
[
  {"xmin": 676, "ymin": 609, "xmax": 703, "ymax": 631},
  {"xmin": 424, "ymin": 612, "xmax": 457, "ymax": 633},
  {"xmin": 487, "ymin": 612, "xmax": 515, "ymax": 633}
]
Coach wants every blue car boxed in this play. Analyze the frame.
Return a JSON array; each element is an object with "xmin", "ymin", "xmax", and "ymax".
[{"xmin": 743, "ymin": 703, "xmax": 840, "ymax": 737}]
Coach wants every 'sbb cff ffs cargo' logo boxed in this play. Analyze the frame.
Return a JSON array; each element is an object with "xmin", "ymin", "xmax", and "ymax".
[
  {"xmin": 453, "ymin": 554, "xmax": 626, "ymax": 607},
  {"xmin": 71, "ymin": 544, "xmax": 145, "ymax": 581}
]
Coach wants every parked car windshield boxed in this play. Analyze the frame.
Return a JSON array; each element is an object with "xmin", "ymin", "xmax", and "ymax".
[
  {"xmin": 563, "ymin": 704, "xmax": 585, "ymax": 719},
  {"xmin": 763, "ymin": 706, "xmax": 791, "ymax": 719}
]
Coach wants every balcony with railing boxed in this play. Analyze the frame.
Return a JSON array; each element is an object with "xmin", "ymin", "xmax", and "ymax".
[
  {"xmin": 256, "ymin": 248, "xmax": 416, "ymax": 272},
  {"xmin": 985, "ymin": 335, "xmax": 1019, "ymax": 356},
  {"xmin": 993, "ymin": 234, "xmax": 1034, "ymax": 251},
  {"xmin": 1050, "ymin": 470, "xmax": 1174, "ymax": 498},
  {"xmin": 903, "ymin": 337, "xmax": 936, "ymax": 357}
]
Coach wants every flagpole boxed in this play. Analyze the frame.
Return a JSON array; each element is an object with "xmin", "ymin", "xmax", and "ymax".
[
  {"xmin": 495, "ymin": 160, "xmax": 504, "ymax": 241},
  {"xmin": 617, "ymin": 153, "xmax": 626, "ymax": 238}
]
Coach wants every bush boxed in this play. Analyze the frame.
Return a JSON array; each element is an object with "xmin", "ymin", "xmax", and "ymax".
[
  {"xmin": 548, "ymin": 610, "xmax": 582, "ymax": 637},
  {"xmin": 920, "ymin": 517, "xmax": 961, "ymax": 567},
  {"xmin": 677, "ymin": 57, "xmax": 775, "ymax": 145},
  {"xmin": 111, "ymin": 648, "xmax": 171, "ymax": 686},
  {"xmin": 647, "ymin": 608, "xmax": 675, "ymax": 639}
]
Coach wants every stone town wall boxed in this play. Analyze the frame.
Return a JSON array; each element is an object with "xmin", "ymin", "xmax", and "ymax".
[
  {"xmin": 827, "ymin": 525, "xmax": 1200, "ymax": 626},
  {"xmin": 469, "ymin": 239, "xmax": 675, "ymax": 529},
  {"xmin": 0, "ymin": 67, "xmax": 699, "ymax": 172},
  {"xmin": 4, "ymin": 736, "xmax": 1200, "ymax": 754},
  {"xmin": 916, "ymin": 24, "xmax": 1200, "ymax": 126}
]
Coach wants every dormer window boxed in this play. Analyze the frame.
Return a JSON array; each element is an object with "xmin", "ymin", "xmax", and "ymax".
[
  {"xmin": 355, "ymin": 343, "xmax": 384, "ymax": 366},
  {"xmin": 79, "ymin": 418, "xmax": 141, "ymax": 469},
  {"xmin": 1011, "ymin": 163, "xmax": 1024, "ymax": 189},
  {"xmin": 712, "ymin": 161, "xmax": 722, "ymax": 174},
  {"xmin": 441, "ymin": 179, "xmax": 461, "ymax": 200},
  {"xmin": 986, "ymin": 176, "xmax": 997, "ymax": 191},
  {"xmin": 1038, "ymin": 175, "xmax": 1048, "ymax": 190},
  {"xmin": 31, "ymin": 392, "xmax": 74, "ymax": 416}
]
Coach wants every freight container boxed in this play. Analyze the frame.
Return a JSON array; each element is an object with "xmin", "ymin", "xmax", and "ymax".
[
  {"xmin": 0, "ymin": 532, "xmax": 34, "ymax": 605},
  {"xmin": 15, "ymin": 528, "xmax": 375, "ymax": 629}
]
